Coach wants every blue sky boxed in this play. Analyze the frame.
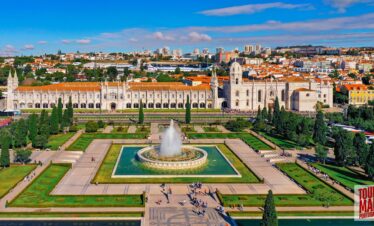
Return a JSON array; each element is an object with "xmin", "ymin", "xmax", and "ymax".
[{"xmin": 0, "ymin": 0, "xmax": 373, "ymax": 56}]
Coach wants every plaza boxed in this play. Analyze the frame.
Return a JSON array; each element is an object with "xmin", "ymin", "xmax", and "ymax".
[{"xmin": 0, "ymin": 121, "xmax": 356, "ymax": 225}]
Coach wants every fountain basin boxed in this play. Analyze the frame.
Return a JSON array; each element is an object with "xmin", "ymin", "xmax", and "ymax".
[{"xmin": 137, "ymin": 145, "xmax": 208, "ymax": 170}]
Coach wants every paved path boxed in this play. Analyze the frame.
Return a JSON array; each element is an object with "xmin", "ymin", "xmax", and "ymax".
[
  {"xmin": 224, "ymin": 139, "xmax": 305, "ymax": 195},
  {"xmin": 150, "ymin": 123, "xmax": 160, "ymax": 141},
  {"xmin": 128, "ymin": 125, "xmax": 137, "ymax": 133},
  {"xmin": 217, "ymin": 125, "xmax": 230, "ymax": 133},
  {"xmin": 102, "ymin": 126, "xmax": 113, "ymax": 133},
  {"xmin": 194, "ymin": 126, "xmax": 204, "ymax": 133},
  {"xmin": 60, "ymin": 130, "xmax": 84, "ymax": 151}
]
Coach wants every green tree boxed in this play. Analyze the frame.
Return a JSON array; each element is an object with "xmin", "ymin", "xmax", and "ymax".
[
  {"xmin": 107, "ymin": 66, "xmax": 118, "ymax": 81},
  {"xmin": 315, "ymin": 143, "xmax": 328, "ymax": 164},
  {"xmin": 333, "ymin": 128, "xmax": 355, "ymax": 166},
  {"xmin": 85, "ymin": 121, "xmax": 98, "ymax": 133},
  {"xmin": 50, "ymin": 106, "xmax": 59, "ymax": 134},
  {"xmin": 353, "ymin": 133, "xmax": 369, "ymax": 167},
  {"xmin": 67, "ymin": 97, "xmax": 74, "ymax": 125},
  {"xmin": 38, "ymin": 110, "xmax": 50, "ymax": 136},
  {"xmin": 185, "ymin": 95, "xmax": 191, "ymax": 124},
  {"xmin": 33, "ymin": 134, "xmax": 48, "ymax": 149},
  {"xmin": 260, "ymin": 190, "xmax": 278, "ymax": 226},
  {"xmin": 267, "ymin": 107, "xmax": 272, "ymax": 123},
  {"xmin": 138, "ymin": 100, "xmax": 144, "ymax": 124},
  {"xmin": 14, "ymin": 149, "xmax": 32, "ymax": 163},
  {"xmin": 13, "ymin": 118, "xmax": 28, "ymax": 147},
  {"xmin": 57, "ymin": 98, "xmax": 63, "ymax": 124},
  {"xmin": 28, "ymin": 114, "xmax": 38, "ymax": 144},
  {"xmin": 61, "ymin": 109, "xmax": 70, "ymax": 131},
  {"xmin": 254, "ymin": 106, "xmax": 266, "ymax": 131},
  {"xmin": 0, "ymin": 132, "xmax": 11, "ymax": 167},
  {"xmin": 174, "ymin": 67, "xmax": 181, "ymax": 74},
  {"xmin": 365, "ymin": 144, "xmax": 374, "ymax": 180},
  {"xmin": 313, "ymin": 111, "xmax": 328, "ymax": 145},
  {"xmin": 273, "ymin": 97, "xmax": 280, "ymax": 125}
]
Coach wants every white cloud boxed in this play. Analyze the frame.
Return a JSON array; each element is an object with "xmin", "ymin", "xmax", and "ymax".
[
  {"xmin": 0, "ymin": 45, "xmax": 18, "ymax": 56},
  {"xmin": 190, "ymin": 13, "xmax": 374, "ymax": 33},
  {"xmin": 152, "ymin": 32, "xmax": 175, "ymax": 41},
  {"xmin": 38, "ymin": 41, "xmax": 48, "ymax": 44},
  {"xmin": 129, "ymin": 38, "xmax": 138, "ymax": 42},
  {"xmin": 200, "ymin": 2, "xmax": 314, "ymax": 16},
  {"xmin": 76, "ymin": 39, "xmax": 91, "ymax": 44},
  {"xmin": 324, "ymin": 0, "xmax": 374, "ymax": 13},
  {"xmin": 61, "ymin": 39, "xmax": 72, "ymax": 44},
  {"xmin": 187, "ymin": 32, "xmax": 212, "ymax": 42},
  {"xmin": 23, "ymin": 44, "xmax": 35, "ymax": 50}
]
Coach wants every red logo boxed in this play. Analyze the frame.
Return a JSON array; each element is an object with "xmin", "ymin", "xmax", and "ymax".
[{"xmin": 357, "ymin": 186, "xmax": 374, "ymax": 220}]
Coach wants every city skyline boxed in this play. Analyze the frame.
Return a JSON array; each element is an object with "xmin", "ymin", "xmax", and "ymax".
[{"xmin": 1, "ymin": 0, "xmax": 374, "ymax": 56}]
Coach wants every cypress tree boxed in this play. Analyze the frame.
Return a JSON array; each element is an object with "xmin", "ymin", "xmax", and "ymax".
[
  {"xmin": 273, "ymin": 96, "xmax": 280, "ymax": 125},
  {"xmin": 354, "ymin": 133, "xmax": 369, "ymax": 167},
  {"xmin": 267, "ymin": 107, "xmax": 272, "ymax": 123},
  {"xmin": 14, "ymin": 118, "xmax": 28, "ymax": 147},
  {"xmin": 313, "ymin": 111, "xmax": 327, "ymax": 145},
  {"xmin": 139, "ymin": 100, "xmax": 144, "ymax": 124},
  {"xmin": 57, "ymin": 98, "xmax": 63, "ymax": 124},
  {"xmin": 366, "ymin": 144, "xmax": 374, "ymax": 180},
  {"xmin": 50, "ymin": 106, "xmax": 59, "ymax": 134},
  {"xmin": 185, "ymin": 95, "xmax": 191, "ymax": 124},
  {"xmin": 260, "ymin": 190, "xmax": 278, "ymax": 226},
  {"xmin": 61, "ymin": 109, "xmax": 70, "ymax": 131},
  {"xmin": 0, "ymin": 133, "xmax": 11, "ymax": 168},
  {"xmin": 67, "ymin": 96, "xmax": 74, "ymax": 126},
  {"xmin": 38, "ymin": 110, "xmax": 50, "ymax": 137},
  {"xmin": 28, "ymin": 114, "xmax": 38, "ymax": 144},
  {"xmin": 261, "ymin": 107, "xmax": 268, "ymax": 120}
]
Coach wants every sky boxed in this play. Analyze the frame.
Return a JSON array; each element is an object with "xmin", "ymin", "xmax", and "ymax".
[{"xmin": 0, "ymin": 0, "xmax": 374, "ymax": 56}]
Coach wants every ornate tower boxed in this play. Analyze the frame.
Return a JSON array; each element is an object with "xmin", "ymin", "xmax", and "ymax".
[
  {"xmin": 228, "ymin": 62, "xmax": 243, "ymax": 109},
  {"xmin": 210, "ymin": 65, "xmax": 219, "ymax": 109},
  {"xmin": 6, "ymin": 69, "xmax": 18, "ymax": 110}
]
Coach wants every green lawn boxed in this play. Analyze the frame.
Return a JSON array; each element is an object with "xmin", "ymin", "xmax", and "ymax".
[
  {"xmin": 220, "ymin": 163, "xmax": 352, "ymax": 207},
  {"xmin": 313, "ymin": 163, "xmax": 374, "ymax": 190},
  {"xmin": 0, "ymin": 165, "xmax": 36, "ymax": 198},
  {"xmin": 93, "ymin": 144, "xmax": 260, "ymax": 184},
  {"xmin": 260, "ymin": 132, "xmax": 302, "ymax": 150},
  {"xmin": 187, "ymin": 133, "xmax": 273, "ymax": 151},
  {"xmin": 66, "ymin": 133, "xmax": 148, "ymax": 151},
  {"xmin": 0, "ymin": 212, "xmax": 143, "ymax": 218},
  {"xmin": 9, "ymin": 164, "xmax": 144, "ymax": 208},
  {"xmin": 47, "ymin": 132, "xmax": 75, "ymax": 150},
  {"xmin": 203, "ymin": 126, "xmax": 220, "ymax": 132}
]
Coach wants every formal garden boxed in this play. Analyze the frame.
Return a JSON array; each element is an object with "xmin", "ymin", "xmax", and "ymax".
[{"xmin": 9, "ymin": 164, "xmax": 144, "ymax": 208}]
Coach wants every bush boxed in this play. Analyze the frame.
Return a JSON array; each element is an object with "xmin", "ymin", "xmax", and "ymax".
[
  {"xmin": 33, "ymin": 135, "xmax": 48, "ymax": 149},
  {"xmin": 14, "ymin": 149, "xmax": 32, "ymax": 163},
  {"xmin": 85, "ymin": 121, "xmax": 98, "ymax": 133},
  {"xmin": 69, "ymin": 125, "xmax": 78, "ymax": 132},
  {"xmin": 225, "ymin": 118, "xmax": 251, "ymax": 132},
  {"xmin": 98, "ymin": 120, "xmax": 105, "ymax": 128},
  {"xmin": 117, "ymin": 126, "xmax": 124, "ymax": 132}
]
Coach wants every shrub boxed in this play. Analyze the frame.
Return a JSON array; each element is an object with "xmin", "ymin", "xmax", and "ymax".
[
  {"xmin": 225, "ymin": 118, "xmax": 251, "ymax": 132},
  {"xmin": 14, "ymin": 149, "xmax": 32, "ymax": 163},
  {"xmin": 98, "ymin": 120, "xmax": 105, "ymax": 128},
  {"xmin": 69, "ymin": 125, "xmax": 78, "ymax": 132},
  {"xmin": 85, "ymin": 121, "xmax": 98, "ymax": 133}
]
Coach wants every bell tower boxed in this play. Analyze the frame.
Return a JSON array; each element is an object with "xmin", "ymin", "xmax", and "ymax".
[{"xmin": 210, "ymin": 65, "xmax": 219, "ymax": 108}]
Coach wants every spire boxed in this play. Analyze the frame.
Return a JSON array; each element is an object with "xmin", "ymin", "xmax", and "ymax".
[{"xmin": 8, "ymin": 69, "xmax": 12, "ymax": 79}]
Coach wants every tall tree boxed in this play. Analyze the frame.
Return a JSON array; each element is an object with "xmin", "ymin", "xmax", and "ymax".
[
  {"xmin": 138, "ymin": 100, "xmax": 144, "ymax": 124},
  {"xmin": 254, "ymin": 106, "xmax": 266, "ymax": 131},
  {"xmin": 61, "ymin": 109, "xmax": 70, "ymax": 131},
  {"xmin": 185, "ymin": 95, "xmax": 191, "ymax": 124},
  {"xmin": 13, "ymin": 118, "xmax": 28, "ymax": 147},
  {"xmin": 333, "ymin": 128, "xmax": 355, "ymax": 166},
  {"xmin": 260, "ymin": 190, "xmax": 278, "ymax": 226},
  {"xmin": 57, "ymin": 98, "xmax": 63, "ymax": 124},
  {"xmin": 315, "ymin": 143, "xmax": 328, "ymax": 164},
  {"xmin": 38, "ymin": 110, "xmax": 50, "ymax": 137},
  {"xmin": 0, "ymin": 131, "xmax": 11, "ymax": 168},
  {"xmin": 313, "ymin": 111, "xmax": 328, "ymax": 145},
  {"xmin": 50, "ymin": 106, "xmax": 59, "ymax": 134},
  {"xmin": 28, "ymin": 113, "xmax": 38, "ymax": 144},
  {"xmin": 273, "ymin": 96, "xmax": 280, "ymax": 125},
  {"xmin": 67, "ymin": 96, "xmax": 74, "ymax": 125},
  {"xmin": 353, "ymin": 133, "xmax": 369, "ymax": 167},
  {"xmin": 267, "ymin": 107, "xmax": 272, "ymax": 123},
  {"xmin": 366, "ymin": 144, "xmax": 374, "ymax": 180}
]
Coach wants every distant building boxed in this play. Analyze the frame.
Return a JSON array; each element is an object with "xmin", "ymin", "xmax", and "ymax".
[{"xmin": 340, "ymin": 84, "xmax": 374, "ymax": 105}]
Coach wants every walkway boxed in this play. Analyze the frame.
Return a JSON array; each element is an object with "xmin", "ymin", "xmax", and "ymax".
[{"xmin": 60, "ymin": 129, "xmax": 84, "ymax": 151}]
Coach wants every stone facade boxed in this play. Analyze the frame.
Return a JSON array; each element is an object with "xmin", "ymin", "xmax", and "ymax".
[{"xmin": 5, "ymin": 63, "xmax": 333, "ymax": 112}]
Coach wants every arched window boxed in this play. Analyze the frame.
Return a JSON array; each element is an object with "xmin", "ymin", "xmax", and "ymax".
[
  {"xmin": 73, "ymin": 103, "xmax": 79, "ymax": 108},
  {"xmin": 81, "ymin": 103, "xmax": 86, "ymax": 108},
  {"xmin": 258, "ymin": 90, "xmax": 262, "ymax": 102},
  {"xmin": 246, "ymin": 90, "xmax": 249, "ymax": 96},
  {"xmin": 236, "ymin": 90, "xmax": 240, "ymax": 97},
  {"xmin": 208, "ymin": 103, "xmax": 212, "ymax": 108},
  {"xmin": 156, "ymin": 103, "xmax": 161, "ymax": 108},
  {"xmin": 88, "ymin": 103, "xmax": 94, "ymax": 108},
  {"xmin": 235, "ymin": 100, "xmax": 239, "ymax": 107},
  {"xmin": 163, "ymin": 103, "xmax": 169, "ymax": 108},
  {"xmin": 35, "ymin": 103, "xmax": 41, "ymax": 108},
  {"xmin": 281, "ymin": 89, "xmax": 285, "ymax": 101},
  {"xmin": 126, "ymin": 103, "xmax": 131, "ymax": 108},
  {"xmin": 96, "ymin": 103, "xmax": 101, "ymax": 109},
  {"xmin": 133, "ymin": 103, "xmax": 139, "ymax": 108},
  {"xmin": 171, "ymin": 103, "xmax": 176, "ymax": 108},
  {"xmin": 235, "ymin": 78, "xmax": 239, "ymax": 85},
  {"xmin": 178, "ymin": 103, "xmax": 184, "ymax": 108},
  {"xmin": 148, "ymin": 103, "xmax": 154, "ymax": 108},
  {"xmin": 199, "ymin": 103, "xmax": 206, "ymax": 108},
  {"xmin": 192, "ymin": 103, "xmax": 198, "ymax": 108}
]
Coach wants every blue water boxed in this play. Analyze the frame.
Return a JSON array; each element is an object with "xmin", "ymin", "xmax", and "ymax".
[
  {"xmin": 114, "ymin": 146, "xmax": 238, "ymax": 176},
  {"xmin": 236, "ymin": 219, "xmax": 374, "ymax": 226}
]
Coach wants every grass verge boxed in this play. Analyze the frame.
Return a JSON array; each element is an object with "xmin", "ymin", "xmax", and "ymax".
[
  {"xmin": 47, "ymin": 132, "xmax": 75, "ymax": 150},
  {"xmin": 9, "ymin": 164, "xmax": 144, "ymax": 208},
  {"xmin": 0, "ymin": 212, "xmax": 143, "ymax": 218},
  {"xmin": 0, "ymin": 165, "xmax": 36, "ymax": 198}
]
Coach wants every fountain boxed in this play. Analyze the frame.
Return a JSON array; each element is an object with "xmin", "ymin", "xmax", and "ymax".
[{"xmin": 136, "ymin": 120, "xmax": 208, "ymax": 170}]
